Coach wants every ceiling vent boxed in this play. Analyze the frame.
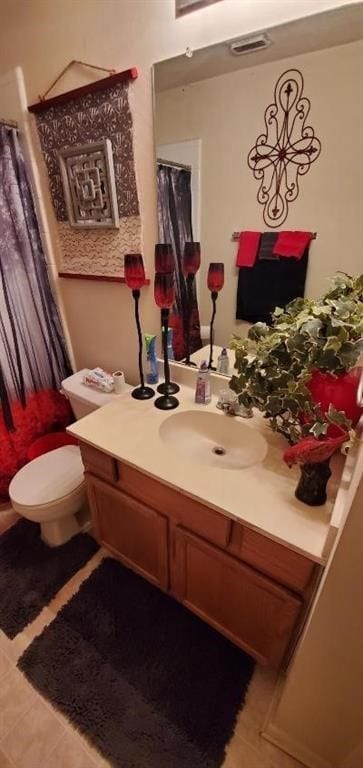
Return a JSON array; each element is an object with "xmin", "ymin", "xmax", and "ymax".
[{"xmin": 229, "ymin": 33, "xmax": 271, "ymax": 56}]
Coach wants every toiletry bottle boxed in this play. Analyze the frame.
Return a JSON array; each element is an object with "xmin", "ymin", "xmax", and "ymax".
[
  {"xmin": 167, "ymin": 327, "xmax": 174, "ymax": 360},
  {"xmin": 217, "ymin": 348, "xmax": 229, "ymax": 375},
  {"xmin": 195, "ymin": 360, "xmax": 212, "ymax": 404},
  {"xmin": 145, "ymin": 334, "xmax": 159, "ymax": 385}
]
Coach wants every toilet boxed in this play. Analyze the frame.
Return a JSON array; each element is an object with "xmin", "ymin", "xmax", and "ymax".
[{"xmin": 9, "ymin": 369, "xmax": 130, "ymax": 547}]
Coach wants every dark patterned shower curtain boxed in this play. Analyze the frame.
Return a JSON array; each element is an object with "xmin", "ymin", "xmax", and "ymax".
[
  {"xmin": 0, "ymin": 126, "xmax": 72, "ymax": 433},
  {"xmin": 157, "ymin": 163, "xmax": 201, "ymax": 360}
]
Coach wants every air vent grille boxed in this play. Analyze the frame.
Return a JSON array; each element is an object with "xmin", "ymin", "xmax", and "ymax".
[{"xmin": 229, "ymin": 34, "xmax": 271, "ymax": 56}]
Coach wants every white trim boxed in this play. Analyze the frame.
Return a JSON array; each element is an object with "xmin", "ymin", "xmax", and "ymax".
[{"xmin": 262, "ymin": 723, "xmax": 333, "ymax": 768}]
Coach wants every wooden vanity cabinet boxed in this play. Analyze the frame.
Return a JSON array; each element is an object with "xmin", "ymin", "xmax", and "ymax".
[
  {"xmin": 87, "ymin": 474, "xmax": 168, "ymax": 590},
  {"xmin": 172, "ymin": 527, "xmax": 302, "ymax": 667},
  {"xmin": 81, "ymin": 443, "xmax": 319, "ymax": 668}
]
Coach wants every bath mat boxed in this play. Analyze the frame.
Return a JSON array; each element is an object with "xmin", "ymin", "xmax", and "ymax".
[
  {"xmin": 19, "ymin": 557, "xmax": 254, "ymax": 768},
  {"xmin": 0, "ymin": 519, "xmax": 98, "ymax": 638}
]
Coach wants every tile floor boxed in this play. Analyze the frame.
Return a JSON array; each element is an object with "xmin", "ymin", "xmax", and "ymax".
[{"xmin": 0, "ymin": 508, "xmax": 305, "ymax": 768}]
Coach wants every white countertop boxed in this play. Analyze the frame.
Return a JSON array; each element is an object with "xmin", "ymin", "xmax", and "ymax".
[{"xmin": 68, "ymin": 385, "xmax": 344, "ymax": 564}]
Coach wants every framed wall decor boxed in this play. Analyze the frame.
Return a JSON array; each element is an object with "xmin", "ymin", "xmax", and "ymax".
[
  {"xmin": 175, "ymin": 0, "xmax": 223, "ymax": 17},
  {"xmin": 58, "ymin": 139, "xmax": 119, "ymax": 229},
  {"xmin": 247, "ymin": 69, "xmax": 321, "ymax": 227}
]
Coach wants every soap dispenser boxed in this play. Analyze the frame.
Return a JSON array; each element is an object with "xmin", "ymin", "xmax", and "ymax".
[
  {"xmin": 195, "ymin": 360, "xmax": 211, "ymax": 405},
  {"xmin": 217, "ymin": 347, "xmax": 229, "ymax": 375}
]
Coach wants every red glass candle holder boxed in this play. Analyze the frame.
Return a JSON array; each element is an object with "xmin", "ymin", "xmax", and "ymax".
[
  {"xmin": 182, "ymin": 241, "xmax": 201, "ymax": 276},
  {"xmin": 182, "ymin": 242, "xmax": 201, "ymax": 366},
  {"xmin": 207, "ymin": 263, "xmax": 224, "ymax": 370},
  {"xmin": 155, "ymin": 243, "xmax": 175, "ymax": 274},
  {"xmin": 154, "ymin": 273, "xmax": 179, "ymax": 409},
  {"xmin": 124, "ymin": 253, "xmax": 146, "ymax": 291},
  {"xmin": 154, "ymin": 272, "xmax": 175, "ymax": 309},
  {"xmin": 124, "ymin": 254, "xmax": 154, "ymax": 400},
  {"xmin": 207, "ymin": 262, "xmax": 224, "ymax": 292}
]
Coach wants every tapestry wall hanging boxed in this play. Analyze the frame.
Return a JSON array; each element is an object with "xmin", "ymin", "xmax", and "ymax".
[
  {"xmin": 247, "ymin": 69, "xmax": 321, "ymax": 228},
  {"xmin": 30, "ymin": 69, "xmax": 141, "ymax": 278}
]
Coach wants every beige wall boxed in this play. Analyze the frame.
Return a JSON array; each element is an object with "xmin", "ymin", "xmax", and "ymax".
[
  {"xmin": 0, "ymin": 0, "xmax": 357, "ymax": 381},
  {"xmin": 264, "ymin": 440, "xmax": 363, "ymax": 768},
  {"xmin": 155, "ymin": 40, "xmax": 363, "ymax": 347}
]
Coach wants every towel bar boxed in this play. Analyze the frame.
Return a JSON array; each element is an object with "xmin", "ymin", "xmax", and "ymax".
[{"xmin": 231, "ymin": 231, "xmax": 317, "ymax": 242}]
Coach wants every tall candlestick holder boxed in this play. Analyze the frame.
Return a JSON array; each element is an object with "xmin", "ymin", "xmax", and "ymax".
[
  {"xmin": 154, "ymin": 272, "xmax": 179, "ymax": 410},
  {"xmin": 124, "ymin": 254, "xmax": 154, "ymax": 400},
  {"xmin": 182, "ymin": 241, "xmax": 201, "ymax": 366},
  {"xmin": 207, "ymin": 262, "xmax": 224, "ymax": 370},
  {"xmin": 154, "ymin": 244, "xmax": 179, "ymax": 395}
]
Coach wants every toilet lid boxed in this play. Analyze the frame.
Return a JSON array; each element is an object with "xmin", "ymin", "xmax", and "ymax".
[{"xmin": 9, "ymin": 446, "xmax": 84, "ymax": 506}]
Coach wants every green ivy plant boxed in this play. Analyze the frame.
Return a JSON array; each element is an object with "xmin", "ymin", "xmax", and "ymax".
[{"xmin": 230, "ymin": 273, "xmax": 363, "ymax": 445}]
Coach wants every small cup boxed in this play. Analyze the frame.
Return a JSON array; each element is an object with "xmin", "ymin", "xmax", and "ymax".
[{"xmin": 112, "ymin": 370, "xmax": 126, "ymax": 394}]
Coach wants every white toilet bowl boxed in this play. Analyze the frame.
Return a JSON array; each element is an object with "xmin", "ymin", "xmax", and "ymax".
[{"xmin": 9, "ymin": 445, "xmax": 86, "ymax": 547}]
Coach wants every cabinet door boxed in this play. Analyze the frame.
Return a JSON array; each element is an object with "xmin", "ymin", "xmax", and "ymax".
[
  {"xmin": 172, "ymin": 526, "xmax": 302, "ymax": 667},
  {"xmin": 87, "ymin": 474, "xmax": 168, "ymax": 590}
]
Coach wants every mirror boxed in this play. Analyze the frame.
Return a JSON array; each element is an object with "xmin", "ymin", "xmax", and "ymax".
[{"xmin": 152, "ymin": 5, "xmax": 363, "ymax": 375}]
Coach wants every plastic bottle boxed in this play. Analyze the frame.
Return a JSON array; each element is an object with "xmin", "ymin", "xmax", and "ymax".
[
  {"xmin": 167, "ymin": 328, "xmax": 174, "ymax": 360},
  {"xmin": 217, "ymin": 348, "xmax": 229, "ymax": 375},
  {"xmin": 145, "ymin": 334, "xmax": 159, "ymax": 385},
  {"xmin": 195, "ymin": 360, "xmax": 211, "ymax": 404}
]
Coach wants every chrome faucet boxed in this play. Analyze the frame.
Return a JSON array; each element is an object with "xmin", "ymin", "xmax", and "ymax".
[{"xmin": 216, "ymin": 392, "xmax": 253, "ymax": 418}]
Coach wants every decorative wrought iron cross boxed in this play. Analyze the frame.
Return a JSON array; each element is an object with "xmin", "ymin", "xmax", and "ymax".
[{"xmin": 247, "ymin": 69, "xmax": 321, "ymax": 227}]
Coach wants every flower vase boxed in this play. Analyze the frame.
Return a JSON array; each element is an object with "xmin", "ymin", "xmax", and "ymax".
[{"xmin": 295, "ymin": 459, "xmax": 332, "ymax": 506}]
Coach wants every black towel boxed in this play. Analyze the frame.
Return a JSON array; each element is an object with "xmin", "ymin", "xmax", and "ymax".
[
  {"xmin": 236, "ymin": 249, "xmax": 309, "ymax": 324},
  {"xmin": 257, "ymin": 232, "xmax": 279, "ymax": 261}
]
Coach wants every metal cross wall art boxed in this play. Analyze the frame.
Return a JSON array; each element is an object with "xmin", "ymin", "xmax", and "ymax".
[
  {"xmin": 247, "ymin": 69, "xmax": 321, "ymax": 227},
  {"xmin": 58, "ymin": 139, "xmax": 119, "ymax": 228}
]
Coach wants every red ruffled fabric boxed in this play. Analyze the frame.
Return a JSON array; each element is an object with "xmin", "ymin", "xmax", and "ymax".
[
  {"xmin": 27, "ymin": 431, "xmax": 78, "ymax": 461},
  {"xmin": 0, "ymin": 390, "xmax": 73, "ymax": 501}
]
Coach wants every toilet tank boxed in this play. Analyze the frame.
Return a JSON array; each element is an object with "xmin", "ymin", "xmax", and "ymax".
[{"xmin": 61, "ymin": 369, "xmax": 129, "ymax": 420}]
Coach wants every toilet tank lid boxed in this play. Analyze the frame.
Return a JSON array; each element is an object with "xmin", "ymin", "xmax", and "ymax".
[
  {"xmin": 61, "ymin": 369, "xmax": 129, "ymax": 407},
  {"xmin": 9, "ymin": 446, "xmax": 84, "ymax": 506}
]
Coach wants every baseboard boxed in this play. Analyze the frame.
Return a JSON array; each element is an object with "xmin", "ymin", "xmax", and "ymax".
[
  {"xmin": 262, "ymin": 723, "xmax": 333, "ymax": 768},
  {"xmin": 80, "ymin": 519, "xmax": 92, "ymax": 534}
]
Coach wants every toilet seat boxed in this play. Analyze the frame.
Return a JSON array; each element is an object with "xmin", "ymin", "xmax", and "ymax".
[
  {"xmin": 9, "ymin": 446, "xmax": 87, "ymax": 545},
  {"xmin": 9, "ymin": 446, "xmax": 85, "ymax": 507}
]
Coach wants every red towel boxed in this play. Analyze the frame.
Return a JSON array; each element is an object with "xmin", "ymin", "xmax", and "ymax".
[
  {"xmin": 236, "ymin": 231, "xmax": 261, "ymax": 268},
  {"xmin": 273, "ymin": 231, "xmax": 313, "ymax": 260}
]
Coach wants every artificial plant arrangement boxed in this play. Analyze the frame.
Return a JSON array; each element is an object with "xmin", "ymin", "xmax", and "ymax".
[{"xmin": 230, "ymin": 272, "xmax": 363, "ymax": 505}]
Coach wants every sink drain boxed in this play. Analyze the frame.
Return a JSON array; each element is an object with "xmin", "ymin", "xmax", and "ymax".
[{"xmin": 212, "ymin": 445, "xmax": 226, "ymax": 456}]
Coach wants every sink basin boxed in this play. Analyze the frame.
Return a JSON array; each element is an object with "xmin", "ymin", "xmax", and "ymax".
[{"xmin": 159, "ymin": 410, "xmax": 267, "ymax": 470}]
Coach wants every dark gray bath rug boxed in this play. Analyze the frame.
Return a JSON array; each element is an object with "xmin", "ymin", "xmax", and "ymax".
[
  {"xmin": 0, "ymin": 519, "xmax": 98, "ymax": 638},
  {"xmin": 18, "ymin": 557, "xmax": 254, "ymax": 768}
]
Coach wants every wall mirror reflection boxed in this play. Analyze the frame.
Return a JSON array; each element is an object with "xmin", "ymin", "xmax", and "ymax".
[{"xmin": 152, "ymin": 5, "xmax": 363, "ymax": 376}]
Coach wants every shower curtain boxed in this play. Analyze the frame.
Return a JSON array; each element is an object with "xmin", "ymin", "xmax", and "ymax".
[
  {"xmin": 157, "ymin": 163, "xmax": 201, "ymax": 360},
  {"xmin": 0, "ymin": 126, "xmax": 72, "ymax": 496}
]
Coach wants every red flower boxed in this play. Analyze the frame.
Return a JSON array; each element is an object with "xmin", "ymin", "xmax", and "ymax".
[{"xmin": 283, "ymin": 433, "xmax": 347, "ymax": 467}]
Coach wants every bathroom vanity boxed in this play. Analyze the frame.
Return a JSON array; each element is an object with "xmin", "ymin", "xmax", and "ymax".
[{"xmin": 69, "ymin": 386, "xmax": 343, "ymax": 669}]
